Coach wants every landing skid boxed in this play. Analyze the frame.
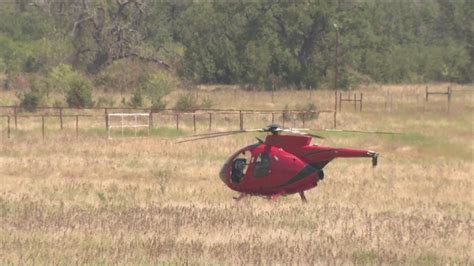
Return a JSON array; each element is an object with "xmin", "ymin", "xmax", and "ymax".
[
  {"xmin": 299, "ymin": 191, "xmax": 308, "ymax": 203},
  {"xmin": 233, "ymin": 192, "xmax": 308, "ymax": 203},
  {"xmin": 233, "ymin": 193, "xmax": 248, "ymax": 201}
]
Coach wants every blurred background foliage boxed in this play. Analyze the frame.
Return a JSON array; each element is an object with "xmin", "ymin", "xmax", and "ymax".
[{"xmin": 0, "ymin": 0, "xmax": 472, "ymax": 106}]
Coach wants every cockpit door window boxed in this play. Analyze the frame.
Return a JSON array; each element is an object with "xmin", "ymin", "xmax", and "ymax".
[{"xmin": 253, "ymin": 152, "xmax": 270, "ymax": 178}]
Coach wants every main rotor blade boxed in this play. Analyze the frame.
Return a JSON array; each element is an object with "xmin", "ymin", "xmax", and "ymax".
[
  {"xmin": 178, "ymin": 130, "xmax": 245, "ymax": 139},
  {"xmin": 301, "ymin": 132, "xmax": 325, "ymax": 139},
  {"xmin": 316, "ymin": 129, "xmax": 402, "ymax": 135},
  {"xmin": 176, "ymin": 131, "xmax": 248, "ymax": 143},
  {"xmin": 280, "ymin": 128, "xmax": 325, "ymax": 139}
]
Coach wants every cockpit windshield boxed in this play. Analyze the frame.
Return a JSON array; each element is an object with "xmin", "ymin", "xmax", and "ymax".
[{"xmin": 230, "ymin": 151, "xmax": 251, "ymax": 184}]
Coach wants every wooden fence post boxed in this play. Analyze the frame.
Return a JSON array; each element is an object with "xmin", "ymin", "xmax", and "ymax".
[
  {"xmin": 302, "ymin": 112, "xmax": 305, "ymax": 128},
  {"xmin": 282, "ymin": 111, "xmax": 285, "ymax": 128},
  {"xmin": 149, "ymin": 110, "xmax": 154, "ymax": 129},
  {"xmin": 7, "ymin": 116, "xmax": 10, "ymax": 139},
  {"xmin": 239, "ymin": 111, "xmax": 243, "ymax": 130},
  {"xmin": 13, "ymin": 106, "xmax": 17, "ymax": 129},
  {"xmin": 105, "ymin": 108, "xmax": 109, "ymax": 130},
  {"xmin": 360, "ymin": 93, "xmax": 363, "ymax": 112},
  {"xmin": 447, "ymin": 86, "xmax": 452, "ymax": 113},
  {"xmin": 425, "ymin": 86, "xmax": 429, "ymax": 102},
  {"xmin": 76, "ymin": 115, "xmax": 79, "ymax": 138},
  {"xmin": 193, "ymin": 112, "xmax": 196, "ymax": 134},
  {"xmin": 271, "ymin": 113, "xmax": 275, "ymax": 124},
  {"xmin": 338, "ymin": 92, "xmax": 342, "ymax": 112},
  {"xmin": 42, "ymin": 115, "xmax": 45, "ymax": 140},
  {"xmin": 176, "ymin": 114, "xmax": 179, "ymax": 130},
  {"xmin": 354, "ymin": 93, "xmax": 357, "ymax": 111},
  {"xmin": 208, "ymin": 113, "xmax": 212, "ymax": 131},
  {"xmin": 59, "ymin": 107, "xmax": 63, "ymax": 130}
]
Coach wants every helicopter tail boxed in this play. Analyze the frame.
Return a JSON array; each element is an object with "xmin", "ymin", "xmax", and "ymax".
[{"xmin": 330, "ymin": 148, "xmax": 379, "ymax": 168}]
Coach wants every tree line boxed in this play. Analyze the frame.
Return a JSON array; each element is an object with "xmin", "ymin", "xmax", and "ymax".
[{"xmin": 0, "ymin": 0, "xmax": 472, "ymax": 103}]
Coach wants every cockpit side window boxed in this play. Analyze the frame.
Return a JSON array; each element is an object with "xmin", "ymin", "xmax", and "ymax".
[{"xmin": 253, "ymin": 152, "xmax": 270, "ymax": 178}]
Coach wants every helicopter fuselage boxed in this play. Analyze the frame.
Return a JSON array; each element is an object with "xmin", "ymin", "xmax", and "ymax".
[{"xmin": 219, "ymin": 134, "xmax": 377, "ymax": 196}]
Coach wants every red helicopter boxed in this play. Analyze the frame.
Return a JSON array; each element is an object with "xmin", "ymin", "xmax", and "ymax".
[{"xmin": 178, "ymin": 124, "xmax": 380, "ymax": 202}]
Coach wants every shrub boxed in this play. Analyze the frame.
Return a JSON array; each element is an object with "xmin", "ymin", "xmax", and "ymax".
[
  {"xmin": 174, "ymin": 93, "xmax": 199, "ymax": 111},
  {"xmin": 66, "ymin": 78, "xmax": 93, "ymax": 108},
  {"xmin": 295, "ymin": 102, "xmax": 319, "ymax": 122},
  {"xmin": 47, "ymin": 64, "xmax": 82, "ymax": 93},
  {"xmin": 282, "ymin": 104, "xmax": 294, "ymax": 121},
  {"xmin": 151, "ymin": 98, "xmax": 167, "ymax": 110},
  {"xmin": 18, "ymin": 91, "xmax": 41, "ymax": 112},
  {"xmin": 200, "ymin": 97, "xmax": 214, "ymax": 110},
  {"xmin": 52, "ymin": 100, "xmax": 63, "ymax": 108},
  {"xmin": 129, "ymin": 88, "xmax": 143, "ymax": 107},
  {"xmin": 95, "ymin": 96, "xmax": 115, "ymax": 107},
  {"xmin": 140, "ymin": 71, "xmax": 178, "ymax": 109}
]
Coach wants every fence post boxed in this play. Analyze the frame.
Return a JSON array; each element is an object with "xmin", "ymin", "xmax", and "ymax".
[
  {"xmin": 14, "ymin": 106, "xmax": 17, "ymax": 129},
  {"xmin": 149, "ymin": 110, "xmax": 154, "ymax": 129},
  {"xmin": 193, "ymin": 112, "xmax": 196, "ymax": 134},
  {"xmin": 208, "ymin": 112, "xmax": 212, "ymax": 131},
  {"xmin": 425, "ymin": 86, "xmax": 429, "ymax": 102},
  {"xmin": 360, "ymin": 93, "xmax": 363, "ymax": 112},
  {"xmin": 76, "ymin": 115, "xmax": 79, "ymax": 138},
  {"xmin": 354, "ymin": 93, "xmax": 357, "ymax": 111},
  {"xmin": 59, "ymin": 107, "xmax": 63, "ymax": 130},
  {"xmin": 42, "ymin": 115, "xmax": 45, "ymax": 140},
  {"xmin": 302, "ymin": 112, "xmax": 305, "ymax": 128},
  {"xmin": 239, "ymin": 111, "xmax": 243, "ymax": 130},
  {"xmin": 338, "ymin": 92, "xmax": 342, "ymax": 112},
  {"xmin": 105, "ymin": 108, "xmax": 109, "ymax": 130},
  {"xmin": 447, "ymin": 86, "xmax": 452, "ymax": 113},
  {"xmin": 7, "ymin": 116, "xmax": 10, "ymax": 139},
  {"xmin": 176, "ymin": 114, "xmax": 179, "ymax": 130},
  {"xmin": 282, "ymin": 111, "xmax": 285, "ymax": 128}
]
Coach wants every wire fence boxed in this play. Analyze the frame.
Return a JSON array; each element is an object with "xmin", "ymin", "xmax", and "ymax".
[{"xmin": 0, "ymin": 85, "xmax": 470, "ymax": 140}]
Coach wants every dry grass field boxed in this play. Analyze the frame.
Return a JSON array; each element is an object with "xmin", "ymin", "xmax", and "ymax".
[{"xmin": 0, "ymin": 84, "xmax": 473, "ymax": 264}]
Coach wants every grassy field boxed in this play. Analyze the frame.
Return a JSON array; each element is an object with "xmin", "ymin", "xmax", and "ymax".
[{"xmin": 0, "ymin": 84, "xmax": 473, "ymax": 264}]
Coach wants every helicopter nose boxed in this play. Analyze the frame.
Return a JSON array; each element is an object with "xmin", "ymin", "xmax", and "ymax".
[{"xmin": 219, "ymin": 163, "xmax": 229, "ymax": 184}]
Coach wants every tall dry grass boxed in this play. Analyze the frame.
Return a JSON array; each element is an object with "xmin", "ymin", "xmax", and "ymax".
[{"xmin": 0, "ymin": 84, "xmax": 473, "ymax": 264}]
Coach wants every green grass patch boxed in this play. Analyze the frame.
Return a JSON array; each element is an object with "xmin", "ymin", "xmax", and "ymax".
[{"xmin": 352, "ymin": 250, "xmax": 379, "ymax": 264}]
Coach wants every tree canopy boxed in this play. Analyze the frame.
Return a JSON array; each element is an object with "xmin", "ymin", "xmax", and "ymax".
[{"xmin": 0, "ymin": 0, "xmax": 472, "ymax": 92}]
